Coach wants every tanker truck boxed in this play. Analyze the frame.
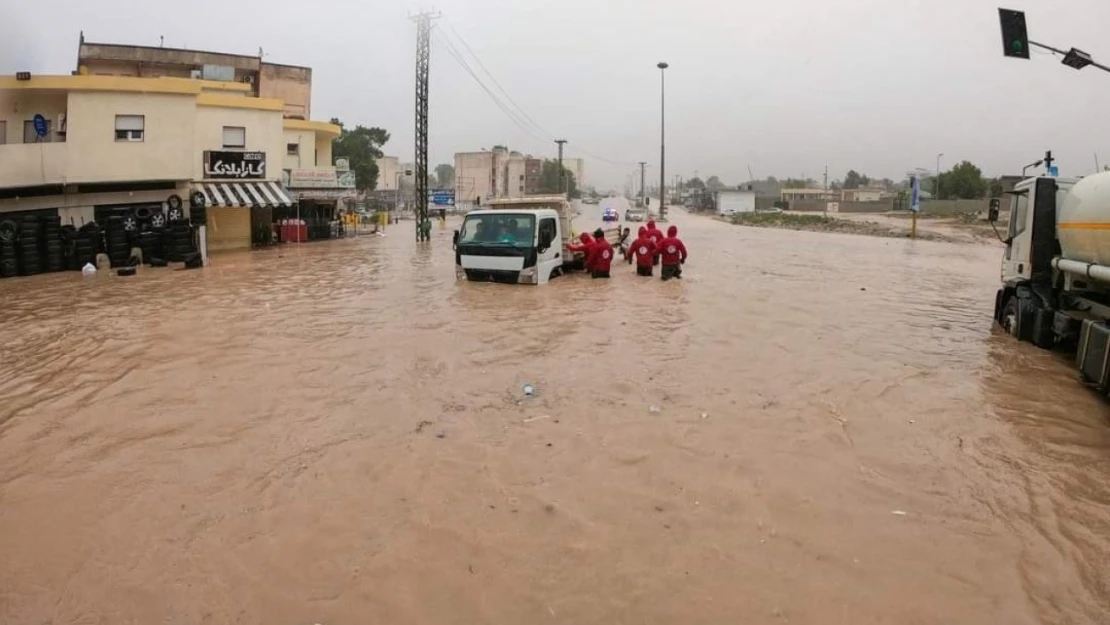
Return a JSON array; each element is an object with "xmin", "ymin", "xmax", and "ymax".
[{"xmin": 992, "ymin": 171, "xmax": 1110, "ymax": 392}]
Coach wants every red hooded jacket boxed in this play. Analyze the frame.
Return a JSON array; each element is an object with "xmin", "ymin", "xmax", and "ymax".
[
  {"xmin": 658, "ymin": 225, "xmax": 688, "ymax": 266},
  {"xmin": 629, "ymin": 232, "xmax": 657, "ymax": 268},
  {"xmin": 567, "ymin": 232, "xmax": 594, "ymax": 270},
  {"xmin": 588, "ymin": 236, "xmax": 614, "ymax": 273}
]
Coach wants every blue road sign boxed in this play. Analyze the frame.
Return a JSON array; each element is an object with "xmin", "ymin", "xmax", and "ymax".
[
  {"xmin": 429, "ymin": 189, "xmax": 455, "ymax": 206},
  {"xmin": 32, "ymin": 114, "xmax": 47, "ymax": 138},
  {"xmin": 910, "ymin": 175, "xmax": 921, "ymax": 212},
  {"xmin": 1048, "ymin": 165, "xmax": 1059, "ymax": 177}
]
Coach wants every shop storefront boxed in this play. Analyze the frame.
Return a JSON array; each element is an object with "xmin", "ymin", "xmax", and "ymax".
[
  {"xmin": 281, "ymin": 166, "xmax": 357, "ymax": 242},
  {"xmin": 195, "ymin": 150, "xmax": 293, "ymax": 252}
]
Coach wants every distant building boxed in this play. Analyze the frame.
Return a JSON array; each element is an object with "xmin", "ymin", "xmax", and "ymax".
[
  {"xmin": 782, "ymin": 188, "xmax": 838, "ymax": 202},
  {"xmin": 562, "ymin": 157, "xmax": 585, "ymax": 187},
  {"xmin": 376, "ymin": 156, "xmax": 402, "ymax": 190},
  {"xmin": 840, "ymin": 188, "xmax": 883, "ymax": 202}
]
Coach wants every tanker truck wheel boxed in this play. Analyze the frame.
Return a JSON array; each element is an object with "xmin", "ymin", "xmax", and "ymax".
[{"xmin": 1001, "ymin": 296, "xmax": 1036, "ymax": 343}]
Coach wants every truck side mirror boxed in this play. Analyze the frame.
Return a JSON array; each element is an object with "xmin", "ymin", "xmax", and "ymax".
[
  {"xmin": 538, "ymin": 231, "xmax": 553, "ymax": 251},
  {"xmin": 452, "ymin": 229, "xmax": 459, "ymax": 249},
  {"xmin": 988, "ymin": 198, "xmax": 1001, "ymax": 223}
]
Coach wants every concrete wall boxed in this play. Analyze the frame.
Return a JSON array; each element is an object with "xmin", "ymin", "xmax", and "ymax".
[
  {"xmin": 506, "ymin": 154, "xmax": 526, "ymax": 198},
  {"xmin": 377, "ymin": 156, "xmax": 403, "ymax": 190},
  {"xmin": 455, "ymin": 152, "xmax": 496, "ymax": 201},
  {"xmin": 315, "ymin": 134, "xmax": 332, "ymax": 168},
  {"xmin": 282, "ymin": 128, "xmax": 314, "ymax": 170},
  {"xmin": 260, "ymin": 64, "xmax": 311, "ymax": 119},
  {"xmin": 0, "ymin": 90, "xmax": 68, "ymax": 143},
  {"xmin": 194, "ymin": 105, "xmax": 283, "ymax": 181},
  {"xmin": 788, "ymin": 197, "xmax": 993, "ymax": 215},
  {"xmin": 66, "ymin": 91, "xmax": 196, "ymax": 183}
]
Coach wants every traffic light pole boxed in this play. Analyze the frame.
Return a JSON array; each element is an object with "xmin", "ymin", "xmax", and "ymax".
[{"xmin": 1028, "ymin": 40, "xmax": 1110, "ymax": 74}]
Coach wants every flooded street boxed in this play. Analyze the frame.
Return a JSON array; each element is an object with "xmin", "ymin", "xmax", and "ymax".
[{"xmin": 2, "ymin": 201, "xmax": 1110, "ymax": 624}]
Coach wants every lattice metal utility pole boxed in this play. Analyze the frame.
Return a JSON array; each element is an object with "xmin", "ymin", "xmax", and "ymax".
[
  {"xmin": 412, "ymin": 11, "xmax": 438, "ymax": 242},
  {"xmin": 555, "ymin": 139, "xmax": 568, "ymax": 196}
]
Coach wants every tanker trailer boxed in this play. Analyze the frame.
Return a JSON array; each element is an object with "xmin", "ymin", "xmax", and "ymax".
[{"xmin": 991, "ymin": 171, "xmax": 1110, "ymax": 393}]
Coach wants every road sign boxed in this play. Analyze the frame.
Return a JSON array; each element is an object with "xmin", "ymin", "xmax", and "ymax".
[
  {"xmin": 910, "ymin": 176, "xmax": 921, "ymax": 212},
  {"xmin": 32, "ymin": 114, "xmax": 47, "ymax": 138},
  {"xmin": 1048, "ymin": 165, "xmax": 1059, "ymax": 177},
  {"xmin": 429, "ymin": 189, "xmax": 455, "ymax": 206}
]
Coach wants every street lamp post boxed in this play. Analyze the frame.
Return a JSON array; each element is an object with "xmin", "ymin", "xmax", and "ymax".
[
  {"xmin": 935, "ymin": 153, "xmax": 944, "ymax": 200},
  {"xmin": 657, "ymin": 61, "xmax": 668, "ymax": 220}
]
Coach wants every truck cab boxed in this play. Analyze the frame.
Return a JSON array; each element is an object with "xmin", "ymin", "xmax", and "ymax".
[
  {"xmin": 454, "ymin": 207, "xmax": 563, "ymax": 284},
  {"xmin": 993, "ymin": 171, "xmax": 1110, "ymax": 394}
]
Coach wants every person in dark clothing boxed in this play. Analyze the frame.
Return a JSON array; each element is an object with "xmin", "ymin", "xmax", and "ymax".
[
  {"xmin": 629, "ymin": 227, "xmax": 657, "ymax": 277},
  {"xmin": 658, "ymin": 225, "xmax": 688, "ymax": 281},
  {"xmin": 588, "ymin": 228, "xmax": 613, "ymax": 278}
]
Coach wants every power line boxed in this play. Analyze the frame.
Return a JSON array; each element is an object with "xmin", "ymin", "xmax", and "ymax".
[
  {"xmin": 442, "ymin": 18, "xmax": 554, "ymax": 140},
  {"xmin": 436, "ymin": 18, "xmax": 636, "ymax": 167},
  {"xmin": 433, "ymin": 31, "xmax": 551, "ymax": 146}
]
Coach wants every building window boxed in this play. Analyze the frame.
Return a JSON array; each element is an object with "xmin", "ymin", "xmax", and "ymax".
[
  {"xmin": 287, "ymin": 142, "xmax": 299, "ymax": 156},
  {"xmin": 0, "ymin": 121, "xmax": 6, "ymax": 145},
  {"xmin": 222, "ymin": 126, "xmax": 246, "ymax": 149},
  {"xmin": 114, "ymin": 115, "xmax": 145, "ymax": 142},
  {"xmin": 23, "ymin": 119, "xmax": 51, "ymax": 143}
]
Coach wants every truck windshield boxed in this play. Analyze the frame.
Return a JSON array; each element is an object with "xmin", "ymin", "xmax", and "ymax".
[{"xmin": 459, "ymin": 213, "xmax": 536, "ymax": 247}]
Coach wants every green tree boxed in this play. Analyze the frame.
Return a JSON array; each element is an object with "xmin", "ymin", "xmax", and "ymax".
[
  {"xmin": 685, "ymin": 177, "xmax": 706, "ymax": 190},
  {"xmin": 705, "ymin": 175, "xmax": 726, "ymax": 191},
  {"xmin": 329, "ymin": 118, "xmax": 390, "ymax": 193},
  {"xmin": 938, "ymin": 161, "xmax": 988, "ymax": 199},
  {"xmin": 537, "ymin": 159, "xmax": 578, "ymax": 198},
  {"xmin": 843, "ymin": 170, "xmax": 871, "ymax": 189},
  {"xmin": 435, "ymin": 164, "xmax": 455, "ymax": 188}
]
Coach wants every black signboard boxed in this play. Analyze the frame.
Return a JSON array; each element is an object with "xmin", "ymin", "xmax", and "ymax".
[{"xmin": 203, "ymin": 151, "xmax": 266, "ymax": 179}]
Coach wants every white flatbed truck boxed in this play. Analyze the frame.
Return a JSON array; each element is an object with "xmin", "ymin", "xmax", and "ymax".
[{"xmin": 452, "ymin": 196, "xmax": 619, "ymax": 285}]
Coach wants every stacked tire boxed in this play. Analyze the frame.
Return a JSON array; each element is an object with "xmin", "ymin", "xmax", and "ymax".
[
  {"xmin": 188, "ymin": 191, "xmax": 206, "ymax": 227},
  {"xmin": 105, "ymin": 216, "xmax": 131, "ymax": 268},
  {"xmin": 0, "ymin": 219, "xmax": 17, "ymax": 279},
  {"xmin": 138, "ymin": 230, "xmax": 163, "ymax": 264},
  {"xmin": 43, "ymin": 215, "xmax": 64, "ymax": 273},
  {"xmin": 18, "ymin": 215, "xmax": 42, "ymax": 276},
  {"xmin": 163, "ymin": 220, "xmax": 194, "ymax": 262},
  {"xmin": 74, "ymin": 222, "xmax": 100, "ymax": 269}
]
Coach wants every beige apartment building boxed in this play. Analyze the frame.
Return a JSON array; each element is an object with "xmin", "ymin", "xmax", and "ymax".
[
  {"xmin": 0, "ymin": 40, "xmax": 343, "ymax": 255},
  {"xmin": 454, "ymin": 147, "xmax": 544, "ymax": 206}
]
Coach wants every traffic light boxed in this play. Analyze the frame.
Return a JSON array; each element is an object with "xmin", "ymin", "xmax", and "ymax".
[{"xmin": 999, "ymin": 8, "xmax": 1030, "ymax": 59}]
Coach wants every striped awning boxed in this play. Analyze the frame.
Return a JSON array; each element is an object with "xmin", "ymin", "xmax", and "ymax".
[{"xmin": 196, "ymin": 181, "xmax": 294, "ymax": 208}]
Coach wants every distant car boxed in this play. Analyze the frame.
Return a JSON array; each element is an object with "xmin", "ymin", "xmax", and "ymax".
[
  {"xmin": 603, "ymin": 207, "xmax": 619, "ymax": 222},
  {"xmin": 625, "ymin": 209, "xmax": 646, "ymax": 222}
]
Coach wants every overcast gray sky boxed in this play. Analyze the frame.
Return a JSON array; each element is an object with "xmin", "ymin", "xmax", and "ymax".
[{"xmin": 3, "ymin": 0, "xmax": 1109, "ymax": 188}]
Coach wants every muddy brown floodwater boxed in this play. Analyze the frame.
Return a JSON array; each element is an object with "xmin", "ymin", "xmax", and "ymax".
[{"xmin": 2, "ymin": 206, "xmax": 1110, "ymax": 625}]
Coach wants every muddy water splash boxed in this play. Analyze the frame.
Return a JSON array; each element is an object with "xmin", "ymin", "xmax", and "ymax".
[{"xmin": 1, "ymin": 207, "xmax": 1108, "ymax": 624}]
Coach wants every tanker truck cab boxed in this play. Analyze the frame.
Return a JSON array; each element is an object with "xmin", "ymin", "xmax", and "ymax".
[
  {"xmin": 992, "ymin": 171, "xmax": 1110, "ymax": 394},
  {"xmin": 454, "ymin": 208, "xmax": 563, "ymax": 284}
]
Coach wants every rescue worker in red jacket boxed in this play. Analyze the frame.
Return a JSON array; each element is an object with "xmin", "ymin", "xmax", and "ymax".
[
  {"xmin": 587, "ymin": 228, "xmax": 614, "ymax": 278},
  {"xmin": 628, "ymin": 226, "xmax": 646, "ymax": 264},
  {"xmin": 646, "ymin": 220, "xmax": 665, "ymax": 266},
  {"xmin": 629, "ymin": 227, "xmax": 657, "ymax": 277},
  {"xmin": 658, "ymin": 225, "xmax": 688, "ymax": 281},
  {"xmin": 567, "ymin": 232, "xmax": 594, "ymax": 272}
]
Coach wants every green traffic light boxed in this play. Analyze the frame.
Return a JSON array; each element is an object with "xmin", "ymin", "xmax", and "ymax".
[{"xmin": 1012, "ymin": 40, "xmax": 1024, "ymax": 53}]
